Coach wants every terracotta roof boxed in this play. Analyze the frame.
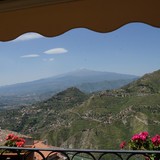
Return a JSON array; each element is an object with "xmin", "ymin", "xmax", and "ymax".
[{"xmin": 33, "ymin": 141, "xmax": 60, "ymax": 160}]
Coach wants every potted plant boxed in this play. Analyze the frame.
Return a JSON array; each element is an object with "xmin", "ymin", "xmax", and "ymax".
[
  {"xmin": 0, "ymin": 133, "xmax": 33, "ymax": 160},
  {"xmin": 120, "ymin": 131, "xmax": 160, "ymax": 160},
  {"xmin": 4, "ymin": 133, "xmax": 26, "ymax": 147}
]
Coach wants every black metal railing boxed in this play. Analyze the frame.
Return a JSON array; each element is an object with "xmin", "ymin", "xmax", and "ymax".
[{"xmin": 1, "ymin": 146, "xmax": 160, "ymax": 160}]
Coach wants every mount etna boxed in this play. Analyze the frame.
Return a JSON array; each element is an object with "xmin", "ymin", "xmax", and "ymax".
[{"xmin": 0, "ymin": 69, "xmax": 138, "ymax": 108}]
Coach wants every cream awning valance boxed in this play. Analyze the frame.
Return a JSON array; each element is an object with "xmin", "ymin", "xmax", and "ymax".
[{"xmin": 0, "ymin": 0, "xmax": 160, "ymax": 41}]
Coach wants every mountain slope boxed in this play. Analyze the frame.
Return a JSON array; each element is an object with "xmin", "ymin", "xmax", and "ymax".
[
  {"xmin": 0, "ymin": 70, "xmax": 160, "ymax": 149},
  {"xmin": 0, "ymin": 69, "xmax": 138, "ymax": 107},
  {"xmin": 0, "ymin": 69, "xmax": 138, "ymax": 95},
  {"xmin": 123, "ymin": 69, "xmax": 160, "ymax": 94},
  {"xmin": 0, "ymin": 87, "xmax": 89, "ymax": 134}
]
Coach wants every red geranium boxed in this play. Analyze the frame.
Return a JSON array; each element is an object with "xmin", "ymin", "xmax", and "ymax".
[
  {"xmin": 151, "ymin": 135, "xmax": 160, "ymax": 146},
  {"xmin": 120, "ymin": 141, "xmax": 126, "ymax": 149},
  {"xmin": 5, "ymin": 133, "xmax": 25, "ymax": 147},
  {"xmin": 120, "ymin": 131, "xmax": 160, "ymax": 160}
]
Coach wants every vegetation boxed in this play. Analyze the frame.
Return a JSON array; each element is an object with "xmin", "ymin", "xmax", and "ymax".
[{"xmin": 0, "ymin": 70, "xmax": 160, "ymax": 149}]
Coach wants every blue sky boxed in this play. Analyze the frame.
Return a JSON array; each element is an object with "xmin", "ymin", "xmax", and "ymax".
[{"xmin": 0, "ymin": 23, "xmax": 160, "ymax": 86}]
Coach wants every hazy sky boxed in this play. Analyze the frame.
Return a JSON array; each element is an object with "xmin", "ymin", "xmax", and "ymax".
[{"xmin": 0, "ymin": 23, "xmax": 160, "ymax": 86}]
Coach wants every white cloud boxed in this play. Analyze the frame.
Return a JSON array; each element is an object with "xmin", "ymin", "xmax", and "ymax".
[
  {"xmin": 44, "ymin": 48, "xmax": 68, "ymax": 54},
  {"xmin": 43, "ymin": 58, "xmax": 54, "ymax": 62},
  {"xmin": 49, "ymin": 58, "xmax": 54, "ymax": 61},
  {"xmin": 14, "ymin": 33, "xmax": 43, "ymax": 42},
  {"xmin": 21, "ymin": 54, "xmax": 40, "ymax": 58}
]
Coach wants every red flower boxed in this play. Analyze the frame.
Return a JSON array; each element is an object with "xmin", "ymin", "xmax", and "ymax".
[
  {"xmin": 6, "ymin": 134, "xmax": 15, "ymax": 140},
  {"xmin": 131, "ymin": 131, "xmax": 149, "ymax": 141},
  {"xmin": 120, "ymin": 141, "xmax": 126, "ymax": 149},
  {"xmin": 122, "ymin": 131, "xmax": 160, "ymax": 159},
  {"xmin": 16, "ymin": 141, "xmax": 25, "ymax": 147},
  {"xmin": 5, "ymin": 134, "xmax": 25, "ymax": 147},
  {"xmin": 131, "ymin": 134, "xmax": 140, "ymax": 141},
  {"xmin": 12, "ymin": 136, "xmax": 19, "ymax": 141},
  {"xmin": 151, "ymin": 134, "xmax": 160, "ymax": 146},
  {"xmin": 139, "ymin": 131, "xmax": 148, "ymax": 141}
]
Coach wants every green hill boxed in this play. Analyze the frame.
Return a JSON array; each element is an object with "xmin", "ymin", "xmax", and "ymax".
[
  {"xmin": 123, "ymin": 69, "xmax": 160, "ymax": 94},
  {"xmin": 0, "ymin": 70, "xmax": 160, "ymax": 149}
]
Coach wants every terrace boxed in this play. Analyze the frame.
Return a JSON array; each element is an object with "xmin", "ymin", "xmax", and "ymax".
[{"xmin": 0, "ymin": 0, "xmax": 160, "ymax": 160}]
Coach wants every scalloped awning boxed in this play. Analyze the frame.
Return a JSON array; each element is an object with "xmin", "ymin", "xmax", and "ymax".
[{"xmin": 0, "ymin": 0, "xmax": 160, "ymax": 41}]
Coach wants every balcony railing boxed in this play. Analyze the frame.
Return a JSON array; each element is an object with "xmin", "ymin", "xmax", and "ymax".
[{"xmin": 1, "ymin": 146, "xmax": 160, "ymax": 160}]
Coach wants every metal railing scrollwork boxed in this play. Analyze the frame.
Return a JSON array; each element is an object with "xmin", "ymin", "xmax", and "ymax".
[{"xmin": 0, "ymin": 146, "xmax": 160, "ymax": 160}]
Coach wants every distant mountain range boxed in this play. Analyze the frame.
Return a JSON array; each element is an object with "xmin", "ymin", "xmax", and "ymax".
[
  {"xmin": 0, "ymin": 69, "xmax": 138, "ymax": 108},
  {"xmin": 0, "ymin": 69, "xmax": 160, "ymax": 149}
]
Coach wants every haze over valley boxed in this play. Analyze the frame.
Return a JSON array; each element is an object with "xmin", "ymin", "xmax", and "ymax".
[{"xmin": 0, "ymin": 69, "xmax": 138, "ymax": 108}]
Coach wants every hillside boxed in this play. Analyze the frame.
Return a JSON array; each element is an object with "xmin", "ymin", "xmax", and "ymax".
[
  {"xmin": 123, "ymin": 69, "xmax": 160, "ymax": 94},
  {"xmin": 0, "ymin": 87, "xmax": 89, "ymax": 135},
  {"xmin": 0, "ymin": 69, "xmax": 138, "ymax": 108},
  {"xmin": 0, "ymin": 70, "xmax": 160, "ymax": 149}
]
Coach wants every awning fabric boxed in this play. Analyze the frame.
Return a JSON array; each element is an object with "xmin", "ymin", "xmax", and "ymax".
[{"xmin": 0, "ymin": 0, "xmax": 160, "ymax": 41}]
